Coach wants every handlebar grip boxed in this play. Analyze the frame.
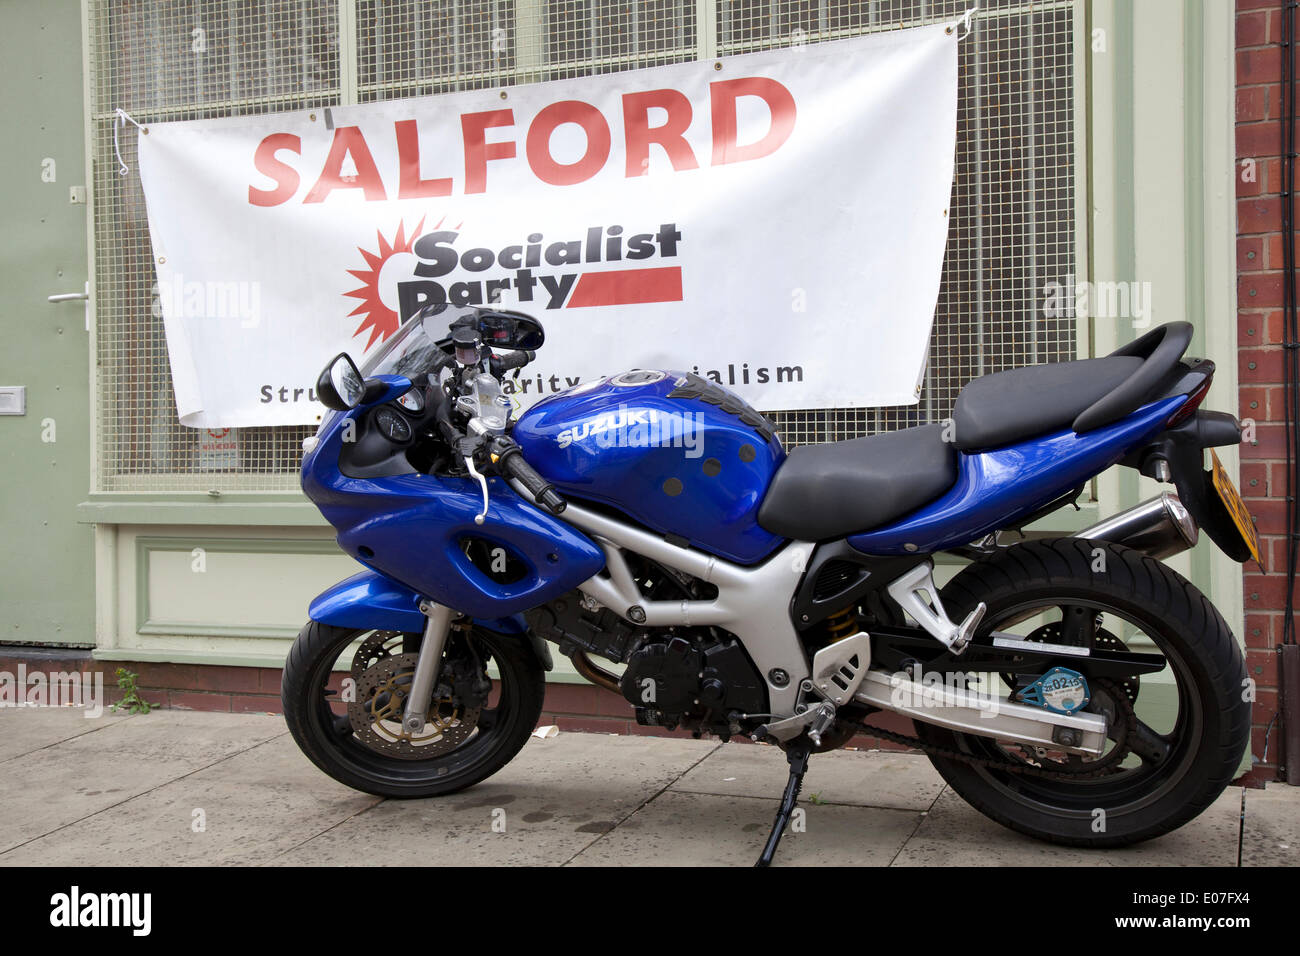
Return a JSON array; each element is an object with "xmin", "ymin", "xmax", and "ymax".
[
  {"xmin": 496, "ymin": 349, "xmax": 535, "ymax": 372},
  {"xmin": 536, "ymin": 486, "xmax": 567, "ymax": 514},
  {"xmin": 495, "ymin": 441, "xmax": 566, "ymax": 515}
]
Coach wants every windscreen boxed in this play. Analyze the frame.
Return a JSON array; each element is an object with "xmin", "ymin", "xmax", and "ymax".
[{"xmin": 359, "ymin": 308, "xmax": 456, "ymax": 380}]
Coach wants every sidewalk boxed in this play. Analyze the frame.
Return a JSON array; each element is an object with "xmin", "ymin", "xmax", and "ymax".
[{"xmin": 0, "ymin": 708, "xmax": 1293, "ymax": 867}]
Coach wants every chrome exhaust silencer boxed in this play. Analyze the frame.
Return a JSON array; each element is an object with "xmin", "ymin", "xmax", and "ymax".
[{"xmin": 1075, "ymin": 491, "xmax": 1199, "ymax": 560}]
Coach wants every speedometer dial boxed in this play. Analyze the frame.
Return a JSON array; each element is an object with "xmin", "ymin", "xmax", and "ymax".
[{"xmin": 373, "ymin": 407, "xmax": 412, "ymax": 443}]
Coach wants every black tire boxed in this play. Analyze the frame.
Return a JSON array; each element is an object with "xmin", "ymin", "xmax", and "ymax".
[
  {"xmin": 916, "ymin": 538, "xmax": 1250, "ymax": 847},
  {"xmin": 282, "ymin": 620, "xmax": 545, "ymax": 798}
]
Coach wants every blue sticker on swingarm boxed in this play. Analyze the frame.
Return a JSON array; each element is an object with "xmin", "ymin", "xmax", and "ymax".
[{"xmin": 1019, "ymin": 666, "xmax": 1090, "ymax": 714}]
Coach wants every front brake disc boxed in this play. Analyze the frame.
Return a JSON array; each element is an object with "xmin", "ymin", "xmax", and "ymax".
[
  {"xmin": 350, "ymin": 630, "xmax": 404, "ymax": 680},
  {"xmin": 348, "ymin": 653, "xmax": 480, "ymax": 760}
]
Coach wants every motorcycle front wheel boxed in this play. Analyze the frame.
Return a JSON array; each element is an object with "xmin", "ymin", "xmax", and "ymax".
[
  {"xmin": 917, "ymin": 538, "xmax": 1251, "ymax": 847},
  {"xmin": 282, "ymin": 620, "xmax": 545, "ymax": 798}
]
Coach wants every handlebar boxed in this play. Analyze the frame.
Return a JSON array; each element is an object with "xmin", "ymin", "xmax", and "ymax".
[
  {"xmin": 492, "ymin": 438, "xmax": 566, "ymax": 515},
  {"xmin": 493, "ymin": 349, "xmax": 536, "ymax": 375},
  {"xmin": 424, "ymin": 347, "xmax": 563, "ymax": 515}
]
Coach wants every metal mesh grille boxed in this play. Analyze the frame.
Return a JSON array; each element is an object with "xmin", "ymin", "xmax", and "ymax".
[
  {"xmin": 89, "ymin": 0, "xmax": 1078, "ymax": 491},
  {"xmin": 356, "ymin": 1, "xmax": 698, "ymax": 99},
  {"xmin": 751, "ymin": 0, "xmax": 1080, "ymax": 444},
  {"xmin": 357, "ymin": 0, "xmax": 517, "ymax": 98},
  {"xmin": 88, "ymin": 0, "xmax": 340, "ymax": 492}
]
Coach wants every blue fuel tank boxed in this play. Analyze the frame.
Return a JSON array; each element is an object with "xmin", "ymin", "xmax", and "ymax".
[{"xmin": 512, "ymin": 370, "xmax": 788, "ymax": 564}]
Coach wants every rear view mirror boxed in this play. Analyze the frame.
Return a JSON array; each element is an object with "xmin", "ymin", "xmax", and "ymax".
[
  {"xmin": 420, "ymin": 307, "xmax": 545, "ymax": 352},
  {"xmin": 317, "ymin": 353, "xmax": 365, "ymax": 411},
  {"xmin": 479, "ymin": 310, "xmax": 545, "ymax": 350}
]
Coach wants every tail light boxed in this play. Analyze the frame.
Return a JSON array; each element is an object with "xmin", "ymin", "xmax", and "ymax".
[{"xmin": 1165, "ymin": 374, "xmax": 1214, "ymax": 428}]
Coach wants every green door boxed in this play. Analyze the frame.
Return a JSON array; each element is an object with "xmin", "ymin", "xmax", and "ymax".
[{"xmin": 0, "ymin": 0, "xmax": 93, "ymax": 646}]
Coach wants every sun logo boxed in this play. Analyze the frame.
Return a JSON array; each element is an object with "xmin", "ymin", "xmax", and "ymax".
[{"xmin": 343, "ymin": 217, "xmax": 426, "ymax": 349}]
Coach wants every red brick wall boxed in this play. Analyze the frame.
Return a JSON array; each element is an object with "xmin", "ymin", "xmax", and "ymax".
[
  {"xmin": 1236, "ymin": 0, "xmax": 1298, "ymax": 783},
  {"xmin": 0, "ymin": 652, "xmax": 914, "ymax": 751}
]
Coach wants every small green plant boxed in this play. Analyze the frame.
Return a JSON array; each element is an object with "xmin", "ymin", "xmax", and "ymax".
[
  {"xmin": 110, "ymin": 668, "xmax": 157, "ymax": 714},
  {"xmin": 808, "ymin": 791, "xmax": 827, "ymax": 805}
]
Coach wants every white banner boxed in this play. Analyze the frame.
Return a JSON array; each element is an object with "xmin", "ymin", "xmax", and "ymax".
[{"xmin": 137, "ymin": 22, "xmax": 958, "ymax": 428}]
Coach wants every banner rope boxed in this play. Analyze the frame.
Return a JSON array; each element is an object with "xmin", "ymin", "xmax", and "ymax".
[
  {"xmin": 113, "ymin": 108, "xmax": 147, "ymax": 177},
  {"xmin": 952, "ymin": 5, "xmax": 979, "ymax": 40}
]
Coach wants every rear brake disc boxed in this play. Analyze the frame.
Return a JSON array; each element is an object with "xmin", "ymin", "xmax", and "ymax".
[{"xmin": 1004, "ymin": 621, "xmax": 1140, "ymax": 704}]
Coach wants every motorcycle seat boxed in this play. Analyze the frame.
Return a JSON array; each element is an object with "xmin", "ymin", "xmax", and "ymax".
[
  {"xmin": 951, "ymin": 355, "xmax": 1143, "ymax": 451},
  {"xmin": 951, "ymin": 321, "xmax": 1193, "ymax": 451},
  {"xmin": 758, "ymin": 423, "xmax": 958, "ymax": 540},
  {"xmin": 756, "ymin": 323, "xmax": 1194, "ymax": 543}
]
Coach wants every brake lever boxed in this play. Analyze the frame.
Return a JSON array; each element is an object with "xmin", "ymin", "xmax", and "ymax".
[{"xmin": 464, "ymin": 454, "xmax": 490, "ymax": 525}]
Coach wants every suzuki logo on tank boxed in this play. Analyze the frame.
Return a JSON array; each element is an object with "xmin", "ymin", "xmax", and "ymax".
[{"xmin": 137, "ymin": 22, "xmax": 958, "ymax": 428}]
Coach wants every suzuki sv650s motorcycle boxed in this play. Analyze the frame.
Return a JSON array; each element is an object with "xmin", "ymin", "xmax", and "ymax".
[{"xmin": 284, "ymin": 308, "xmax": 1256, "ymax": 865}]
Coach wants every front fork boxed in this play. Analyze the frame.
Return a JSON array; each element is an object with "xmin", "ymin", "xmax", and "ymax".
[{"xmin": 402, "ymin": 601, "xmax": 455, "ymax": 734}]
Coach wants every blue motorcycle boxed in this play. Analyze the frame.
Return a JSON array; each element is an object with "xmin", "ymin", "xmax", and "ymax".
[{"xmin": 284, "ymin": 308, "xmax": 1256, "ymax": 864}]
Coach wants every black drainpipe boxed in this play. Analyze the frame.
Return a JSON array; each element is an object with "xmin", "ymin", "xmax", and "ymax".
[{"xmin": 1279, "ymin": 0, "xmax": 1300, "ymax": 784}]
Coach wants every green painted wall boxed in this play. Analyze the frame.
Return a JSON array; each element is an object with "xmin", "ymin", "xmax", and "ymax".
[
  {"xmin": 1088, "ymin": 0, "xmax": 1243, "ymax": 637},
  {"xmin": 0, "ymin": 0, "xmax": 93, "ymax": 645}
]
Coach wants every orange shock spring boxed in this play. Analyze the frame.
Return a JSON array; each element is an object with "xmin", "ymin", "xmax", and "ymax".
[{"xmin": 824, "ymin": 606, "xmax": 857, "ymax": 642}]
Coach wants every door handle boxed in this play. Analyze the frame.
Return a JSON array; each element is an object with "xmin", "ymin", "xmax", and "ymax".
[{"xmin": 47, "ymin": 281, "xmax": 90, "ymax": 331}]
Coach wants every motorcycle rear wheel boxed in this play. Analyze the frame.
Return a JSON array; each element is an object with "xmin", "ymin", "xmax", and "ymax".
[
  {"xmin": 917, "ymin": 538, "xmax": 1250, "ymax": 847},
  {"xmin": 282, "ymin": 620, "xmax": 545, "ymax": 798}
]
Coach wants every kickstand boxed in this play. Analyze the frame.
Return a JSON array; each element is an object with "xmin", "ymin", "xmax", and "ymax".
[{"xmin": 755, "ymin": 741, "xmax": 812, "ymax": 868}]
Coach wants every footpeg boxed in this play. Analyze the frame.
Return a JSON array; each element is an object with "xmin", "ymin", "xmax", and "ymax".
[
  {"xmin": 805, "ymin": 704, "xmax": 837, "ymax": 749},
  {"xmin": 753, "ymin": 700, "xmax": 834, "ymax": 743},
  {"xmin": 954, "ymin": 603, "xmax": 986, "ymax": 652},
  {"xmin": 886, "ymin": 562, "xmax": 985, "ymax": 655},
  {"xmin": 755, "ymin": 634, "xmax": 868, "ymax": 745}
]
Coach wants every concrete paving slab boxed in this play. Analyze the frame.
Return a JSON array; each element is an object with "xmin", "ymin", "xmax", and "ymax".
[
  {"xmin": 269, "ymin": 733, "xmax": 718, "ymax": 866},
  {"xmin": 0, "ymin": 711, "xmax": 1262, "ymax": 867},
  {"xmin": 673, "ymin": 745, "xmax": 945, "ymax": 812},
  {"xmin": 569, "ymin": 790, "xmax": 922, "ymax": 866},
  {"xmin": 0, "ymin": 707, "xmax": 132, "ymax": 763},
  {"xmin": 0, "ymin": 734, "xmax": 378, "ymax": 866},
  {"xmin": 0, "ymin": 711, "xmax": 285, "ymax": 854},
  {"xmin": 891, "ymin": 786, "xmax": 1244, "ymax": 867},
  {"xmin": 1240, "ymin": 784, "xmax": 1300, "ymax": 866}
]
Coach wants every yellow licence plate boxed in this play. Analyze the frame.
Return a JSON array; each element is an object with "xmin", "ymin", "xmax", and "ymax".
[{"xmin": 1209, "ymin": 450, "xmax": 1263, "ymax": 566}]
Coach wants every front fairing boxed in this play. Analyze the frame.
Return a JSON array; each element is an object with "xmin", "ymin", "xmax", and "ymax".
[{"xmin": 300, "ymin": 366, "xmax": 604, "ymax": 620}]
